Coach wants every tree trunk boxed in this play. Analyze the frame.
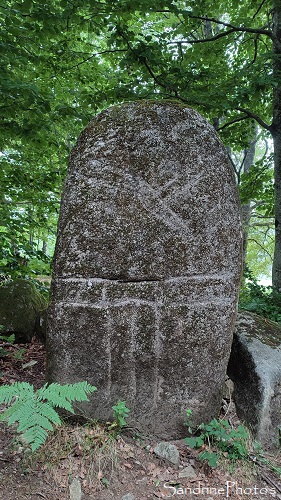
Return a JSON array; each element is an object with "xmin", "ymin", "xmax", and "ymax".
[
  {"xmin": 241, "ymin": 129, "xmax": 257, "ymax": 269},
  {"xmin": 42, "ymin": 240, "xmax": 47, "ymax": 254},
  {"xmin": 272, "ymin": 0, "xmax": 281, "ymax": 291}
]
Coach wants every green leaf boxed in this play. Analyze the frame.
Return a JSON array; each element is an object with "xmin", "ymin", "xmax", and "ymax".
[
  {"xmin": 199, "ymin": 451, "xmax": 218, "ymax": 468},
  {"xmin": 0, "ymin": 381, "xmax": 96, "ymax": 451},
  {"xmin": 185, "ymin": 437, "xmax": 199, "ymax": 448}
]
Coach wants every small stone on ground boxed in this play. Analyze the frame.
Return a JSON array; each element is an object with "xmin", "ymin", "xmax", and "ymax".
[{"xmin": 154, "ymin": 442, "xmax": 180, "ymax": 466}]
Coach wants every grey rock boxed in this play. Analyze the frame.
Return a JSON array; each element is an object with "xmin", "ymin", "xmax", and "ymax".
[
  {"xmin": 69, "ymin": 477, "xmax": 82, "ymax": 500},
  {"xmin": 0, "ymin": 279, "xmax": 47, "ymax": 343},
  {"xmin": 178, "ymin": 465, "xmax": 197, "ymax": 479},
  {"xmin": 46, "ymin": 100, "xmax": 242, "ymax": 438},
  {"xmin": 228, "ymin": 310, "xmax": 281, "ymax": 448},
  {"xmin": 121, "ymin": 494, "xmax": 135, "ymax": 500},
  {"xmin": 154, "ymin": 442, "xmax": 180, "ymax": 466}
]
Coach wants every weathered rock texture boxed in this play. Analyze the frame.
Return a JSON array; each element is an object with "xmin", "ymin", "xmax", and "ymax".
[
  {"xmin": 0, "ymin": 279, "xmax": 47, "ymax": 343},
  {"xmin": 46, "ymin": 101, "xmax": 242, "ymax": 438},
  {"xmin": 228, "ymin": 310, "xmax": 281, "ymax": 449}
]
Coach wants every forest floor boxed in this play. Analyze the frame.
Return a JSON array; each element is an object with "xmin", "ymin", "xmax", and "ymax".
[{"xmin": 0, "ymin": 339, "xmax": 281, "ymax": 500}]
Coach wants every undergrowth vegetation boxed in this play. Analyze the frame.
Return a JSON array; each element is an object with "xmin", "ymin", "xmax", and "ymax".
[
  {"xmin": 239, "ymin": 268, "xmax": 281, "ymax": 323},
  {"xmin": 24, "ymin": 421, "xmax": 120, "ymax": 490},
  {"xmin": 0, "ymin": 381, "xmax": 97, "ymax": 451},
  {"xmin": 0, "ymin": 378, "xmax": 131, "ymax": 455},
  {"xmin": 184, "ymin": 409, "xmax": 281, "ymax": 475},
  {"xmin": 1, "ymin": 377, "xmax": 280, "ymax": 496},
  {"xmin": 0, "ymin": 329, "xmax": 26, "ymax": 363},
  {"xmin": 185, "ymin": 410, "xmax": 251, "ymax": 468}
]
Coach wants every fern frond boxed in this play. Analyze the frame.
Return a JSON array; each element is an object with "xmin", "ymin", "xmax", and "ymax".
[
  {"xmin": 7, "ymin": 399, "xmax": 36, "ymax": 427},
  {"xmin": 22, "ymin": 425, "xmax": 49, "ymax": 451},
  {"xmin": 37, "ymin": 384, "xmax": 75, "ymax": 413},
  {"xmin": 38, "ymin": 381, "xmax": 96, "ymax": 408},
  {"xmin": 0, "ymin": 380, "xmax": 97, "ymax": 452},
  {"xmin": 17, "ymin": 402, "xmax": 54, "ymax": 433},
  {"xmin": 0, "ymin": 400, "xmax": 23, "ymax": 422},
  {"xmin": 35, "ymin": 401, "xmax": 62, "ymax": 426},
  {"xmin": 0, "ymin": 382, "xmax": 33, "ymax": 405},
  {"xmin": 54, "ymin": 381, "xmax": 96, "ymax": 401},
  {"xmin": 0, "ymin": 333, "xmax": 15, "ymax": 343}
]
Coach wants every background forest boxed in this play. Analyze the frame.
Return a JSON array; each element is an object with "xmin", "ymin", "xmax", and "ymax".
[{"xmin": 1, "ymin": 0, "xmax": 281, "ymax": 320}]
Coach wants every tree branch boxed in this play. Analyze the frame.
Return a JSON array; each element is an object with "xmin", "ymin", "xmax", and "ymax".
[
  {"xmin": 187, "ymin": 15, "xmax": 273, "ymax": 38},
  {"xmin": 118, "ymin": 31, "xmax": 202, "ymax": 105},
  {"xmin": 237, "ymin": 108, "xmax": 272, "ymax": 131},
  {"xmin": 251, "ymin": 35, "xmax": 259, "ymax": 64},
  {"xmin": 248, "ymin": 238, "xmax": 273, "ymax": 258},
  {"xmin": 62, "ymin": 49, "xmax": 128, "ymax": 73},
  {"xmin": 168, "ymin": 15, "xmax": 272, "ymax": 45},
  {"xmin": 169, "ymin": 29, "xmax": 240, "ymax": 45},
  {"xmin": 218, "ymin": 115, "xmax": 250, "ymax": 131},
  {"xmin": 253, "ymin": 0, "xmax": 268, "ymax": 19}
]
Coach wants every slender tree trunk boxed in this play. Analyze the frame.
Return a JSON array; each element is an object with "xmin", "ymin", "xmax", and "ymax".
[
  {"xmin": 42, "ymin": 240, "xmax": 47, "ymax": 254},
  {"xmin": 241, "ymin": 129, "xmax": 257, "ymax": 268},
  {"xmin": 272, "ymin": 0, "xmax": 281, "ymax": 291}
]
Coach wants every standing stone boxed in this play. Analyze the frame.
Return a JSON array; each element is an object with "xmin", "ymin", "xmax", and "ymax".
[{"xmin": 46, "ymin": 100, "xmax": 242, "ymax": 438}]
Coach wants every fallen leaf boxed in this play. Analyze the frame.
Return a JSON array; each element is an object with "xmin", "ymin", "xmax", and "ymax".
[
  {"xmin": 22, "ymin": 360, "xmax": 38, "ymax": 369},
  {"xmin": 123, "ymin": 462, "xmax": 133, "ymax": 469}
]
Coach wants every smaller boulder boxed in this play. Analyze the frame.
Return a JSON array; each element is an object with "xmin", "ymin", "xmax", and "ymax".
[
  {"xmin": 178, "ymin": 465, "xmax": 197, "ymax": 479},
  {"xmin": 0, "ymin": 279, "xmax": 47, "ymax": 343},
  {"xmin": 228, "ymin": 311, "xmax": 281, "ymax": 449},
  {"xmin": 154, "ymin": 442, "xmax": 180, "ymax": 466},
  {"xmin": 69, "ymin": 477, "xmax": 82, "ymax": 500}
]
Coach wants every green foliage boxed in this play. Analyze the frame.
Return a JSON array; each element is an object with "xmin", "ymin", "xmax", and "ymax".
[
  {"xmin": 0, "ymin": 0, "xmax": 277, "ymax": 283},
  {"xmin": 0, "ymin": 330, "xmax": 15, "ymax": 358},
  {"xmin": 198, "ymin": 450, "xmax": 219, "ymax": 468},
  {"xmin": 239, "ymin": 269, "xmax": 281, "ymax": 323},
  {"xmin": 0, "ymin": 381, "xmax": 97, "ymax": 451},
  {"xmin": 0, "ymin": 328, "xmax": 26, "ymax": 361},
  {"xmin": 239, "ymin": 154, "xmax": 274, "ymax": 213},
  {"xmin": 108, "ymin": 400, "xmax": 130, "ymax": 434},
  {"xmin": 112, "ymin": 400, "xmax": 130, "ymax": 428},
  {"xmin": 0, "ymin": 147, "xmax": 60, "ymax": 279},
  {"xmin": 11, "ymin": 348, "xmax": 27, "ymax": 361},
  {"xmin": 101, "ymin": 477, "xmax": 110, "ymax": 488},
  {"xmin": 185, "ymin": 410, "xmax": 250, "ymax": 468},
  {"xmin": 253, "ymin": 443, "xmax": 281, "ymax": 476}
]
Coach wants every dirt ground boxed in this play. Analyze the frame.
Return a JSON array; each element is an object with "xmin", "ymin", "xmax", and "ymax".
[{"xmin": 0, "ymin": 339, "xmax": 281, "ymax": 500}]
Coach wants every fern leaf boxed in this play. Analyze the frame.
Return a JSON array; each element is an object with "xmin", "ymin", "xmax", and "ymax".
[
  {"xmin": 0, "ymin": 382, "xmax": 33, "ymax": 405},
  {"xmin": 38, "ymin": 381, "xmax": 96, "ymax": 407},
  {"xmin": 0, "ymin": 400, "xmax": 23, "ymax": 422},
  {"xmin": 32, "ymin": 409, "xmax": 54, "ymax": 432},
  {"xmin": 8, "ymin": 399, "xmax": 36, "ymax": 428},
  {"xmin": 55, "ymin": 381, "xmax": 97, "ymax": 402},
  {"xmin": 17, "ymin": 402, "xmax": 54, "ymax": 433},
  {"xmin": 0, "ymin": 380, "xmax": 97, "ymax": 452},
  {"xmin": 22, "ymin": 425, "xmax": 49, "ymax": 451},
  {"xmin": 35, "ymin": 401, "xmax": 62, "ymax": 426},
  {"xmin": 6, "ymin": 399, "xmax": 35, "ymax": 426},
  {"xmin": 37, "ymin": 385, "xmax": 75, "ymax": 413}
]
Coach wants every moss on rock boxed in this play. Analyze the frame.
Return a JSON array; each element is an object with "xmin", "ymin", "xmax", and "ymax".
[{"xmin": 0, "ymin": 279, "xmax": 47, "ymax": 343}]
